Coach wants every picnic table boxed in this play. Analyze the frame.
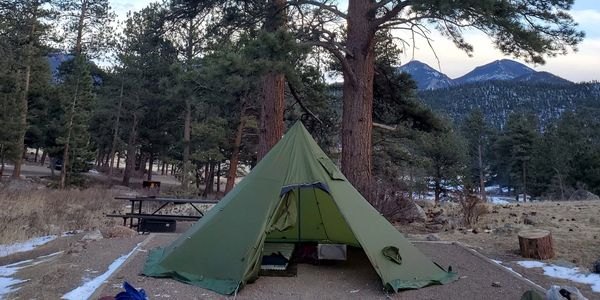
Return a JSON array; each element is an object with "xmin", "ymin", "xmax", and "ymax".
[{"xmin": 106, "ymin": 196, "xmax": 219, "ymax": 232}]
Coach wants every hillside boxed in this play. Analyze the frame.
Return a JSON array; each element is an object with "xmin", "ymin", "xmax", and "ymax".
[{"xmin": 418, "ymin": 81, "xmax": 600, "ymax": 127}]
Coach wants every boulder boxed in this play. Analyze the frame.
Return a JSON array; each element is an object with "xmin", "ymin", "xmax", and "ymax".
[
  {"xmin": 82, "ymin": 229, "xmax": 103, "ymax": 241},
  {"xmin": 568, "ymin": 189, "xmax": 600, "ymax": 201},
  {"xmin": 523, "ymin": 216, "xmax": 537, "ymax": 225},
  {"xmin": 388, "ymin": 199, "xmax": 427, "ymax": 223},
  {"xmin": 426, "ymin": 234, "xmax": 441, "ymax": 241}
]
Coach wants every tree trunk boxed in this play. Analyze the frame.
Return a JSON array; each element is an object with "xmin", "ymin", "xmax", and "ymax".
[
  {"xmin": 182, "ymin": 99, "xmax": 191, "ymax": 190},
  {"xmin": 434, "ymin": 176, "xmax": 442, "ymax": 205},
  {"xmin": 147, "ymin": 152, "xmax": 153, "ymax": 181},
  {"xmin": 122, "ymin": 113, "xmax": 138, "ymax": 186},
  {"xmin": 12, "ymin": 5, "xmax": 38, "ymax": 179},
  {"xmin": 60, "ymin": 76, "xmax": 80, "ymax": 189},
  {"xmin": 116, "ymin": 153, "xmax": 120, "ymax": 170},
  {"xmin": 257, "ymin": 72, "xmax": 285, "ymax": 161},
  {"xmin": 34, "ymin": 148, "xmax": 39, "ymax": 162},
  {"xmin": 226, "ymin": 112, "xmax": 246, "ymax": 193},
  {"xmin": 108, "ymin": 79, "xmax": 124, "ymax": 183},
  {"xmin": 216, "ymin": 162, "xmax": 221, "ymax": 193},
  {"xmin": 522, "ymin": 161, "xmax": 527, "ymax": 202},
  {"xmin": 478, "ymin": 143, "xmax": 487, "ymax": 202},
  {"xmin": 40, "ymin": 151, "xmax": 46, "ymax": 166},
  {"xmin": 518, "ymin": 229, "xmax": 554, "ymax": 260},
  {"xmin": 341, "ymin": 0, "xmax": 376, "ymax": 202},
  {"xmin": 75, "ymin": 0, "xmax": 88, "ymax": 56},
  {"xmin": 256, "ymin": 0, "xmax": 286, "ymax": 162}
]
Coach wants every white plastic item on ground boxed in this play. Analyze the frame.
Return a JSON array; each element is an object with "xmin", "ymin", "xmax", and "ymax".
[
  {"xmin": 0, "ymin": 235, "xmax": 57, "ymax": 258},
  {"xmin": 517, "ymin": 261, "xmax": 600, "ymax": 293},
  {"xmin": 61, "ymin": 243, "xmax": 141, "ymax": 300},
  {"xmin": 546, "ymin": 285, "xmax": 588, "ymax": 300}
]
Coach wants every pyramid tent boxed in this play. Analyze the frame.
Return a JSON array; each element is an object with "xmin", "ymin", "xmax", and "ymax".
[{"xmin": 143, "ymin": 122, "xmax": 456, "ymax": 294}]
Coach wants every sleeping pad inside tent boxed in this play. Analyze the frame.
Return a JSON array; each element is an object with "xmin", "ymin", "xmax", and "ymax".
[{"xmin": 142, "ymin": 121, "xmax": 457, "ymax": 295}]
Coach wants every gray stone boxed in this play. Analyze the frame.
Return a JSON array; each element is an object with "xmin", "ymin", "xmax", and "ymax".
[
  {"xmin": 523, "ymin": 216, "xmax": 537, "ymax": 225},
  {"xmin": 426, "ymin": 234, "xmax": 440, "ymax": 241},
  {"xmin": 82, "ymin": 229, "xmax": 103, "ymax": 241},
  {"xmin": 569, "ymin": 189, "xmax": 600, "ymax": 201}
]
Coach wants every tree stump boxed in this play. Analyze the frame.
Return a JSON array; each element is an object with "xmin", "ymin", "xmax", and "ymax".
[{"xmin": 518, "ymin": 229, "xmax": 554, "ymax": 260}]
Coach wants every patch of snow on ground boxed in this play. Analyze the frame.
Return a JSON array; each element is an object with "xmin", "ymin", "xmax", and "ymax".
[
  {"xmin": 0, "ymin": 235, "xmax": 57, "ymax": 258},
  {"xmin": 62, "ymin": 243, "xmax": 141, "ymax": 300},
  {"xmin": 517, "ymin": 261, "xmax": 600, "ymax": 292},
  {"xmin": 0, "ymin": 252, "xmax": 62, "ymax": 298},
  {"xmin": 489, "ymin": 197, "xmax": 511, "ymax": 205},
  {"xmin": 517, "ymin": 261, "xmax": 546, "ymax": 268}
]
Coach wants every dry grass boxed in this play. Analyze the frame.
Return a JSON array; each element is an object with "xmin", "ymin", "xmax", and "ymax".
[
  {"xmin": 0, "ymin": 185, "xmax": 122, "ymax": 244},
  {"xmin": 438, "ymin": 200, "xmax": 600, "ymax": 269}
]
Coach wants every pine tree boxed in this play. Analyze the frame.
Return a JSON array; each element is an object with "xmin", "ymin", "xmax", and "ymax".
[{"xmin": 460, "ymin": 109, "xmax": 490, "ymax": 201}]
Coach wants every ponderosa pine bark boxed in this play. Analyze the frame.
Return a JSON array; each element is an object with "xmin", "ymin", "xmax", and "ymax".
[
  {"xmin": 226, "ymin": 110, "xmax": 246, "ymax": 193},
  {"xmin": 340, "ymin": 0, "xmax": 376, "ymax": 202},
  {"xmin": 256, "ymin": 0, "xmax": 286, "ymax": 162}
]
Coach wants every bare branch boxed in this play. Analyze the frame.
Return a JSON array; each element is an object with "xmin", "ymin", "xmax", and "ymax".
[
  {"xmin": 288, "ymin": 0, "xmax": 347, "ymax": 19},
  {"xmin": 287, "ymin": 81, "xmax": 322, "ymax": 124}
]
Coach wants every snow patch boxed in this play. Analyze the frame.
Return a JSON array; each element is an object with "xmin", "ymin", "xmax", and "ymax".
[
  {"xmin": 517, "ymin": 260, "xmax": 600, "ymax": 292},
  {"xmin": 0, "ymin": 235, "xmax": 57, "ymax": 258},
  {"xmin": 0, "ymin": 252, "xmax": 61, "ymax": 298},
  {"xmin": 489, "ymin": 197, "xmax": 511, "ymax": 205},
  {"xmin": 62, "ymin": 243, "xmax": 141, "ymax": 300}
]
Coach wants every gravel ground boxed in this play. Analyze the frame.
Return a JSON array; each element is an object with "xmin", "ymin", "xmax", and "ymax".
[{"xmin": 94, "ymin": 234, "xmax": 543, "ymax": 300}]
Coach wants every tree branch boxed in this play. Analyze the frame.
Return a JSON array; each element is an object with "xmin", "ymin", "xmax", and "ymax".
[
  {"xmin": 287, "ymin": 81, "xmax": 322, "ymax": 124},
  {"xmin": 288, "ymin": 0, "xmax": 347, "ymax": 19}
]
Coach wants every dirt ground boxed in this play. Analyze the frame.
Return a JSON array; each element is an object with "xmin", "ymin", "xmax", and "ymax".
[
  {"xmin": 94, "ymin": 233, "xmax": 544, "ymax": 300},
  {"xmin": 398, "ymin": 200, "xmax": 600, "ymax": 298},
  {"xmin": 2, "ymin": 200, "xmax": 599, "ymax": 299},
  {"xmin": 399, "ymin": 200, "xmax": 600, "ymax": 269}
]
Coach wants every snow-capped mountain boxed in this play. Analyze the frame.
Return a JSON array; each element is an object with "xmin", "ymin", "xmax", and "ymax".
[
  {"xmin": 512, "ymin": 71, "xmax": 572, "ymax": 85},
  {"xmin": 399, "ymin": 59, "xmax": 574, "ymax": 90},
  {"xmin": 454, "ymin": 59, "xmax": 535, "ymax": 84},
  {"xmin": 397, "ymin": 61, "xmax": 454, "ymax": 90}
]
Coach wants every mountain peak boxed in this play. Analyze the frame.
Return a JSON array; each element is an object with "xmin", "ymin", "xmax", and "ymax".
[
  {"xmin": 455, "ymin": 59, "xmax": 534, "ymax": 84},
  {"xmin": 398, "ymin": 60, "xmax": 454, "ymax": 90}
]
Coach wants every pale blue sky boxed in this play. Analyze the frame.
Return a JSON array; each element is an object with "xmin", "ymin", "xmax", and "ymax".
[{"xmin": 109, "ymin": 0, "xmax": 600, "ymax": 82}]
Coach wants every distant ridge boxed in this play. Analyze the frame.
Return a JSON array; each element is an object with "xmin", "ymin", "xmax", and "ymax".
[{"xmin": 398, "ymin": 59, "xmax": 572, "ymax": 90}]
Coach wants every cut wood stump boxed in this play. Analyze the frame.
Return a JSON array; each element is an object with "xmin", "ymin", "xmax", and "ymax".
[{"xmin": 518, "ymin": 229, "xmax": 554, "ymax": 260}]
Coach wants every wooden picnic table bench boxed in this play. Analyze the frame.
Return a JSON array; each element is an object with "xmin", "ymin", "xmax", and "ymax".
[{"xmin": 107, "ymin": 196, "xmax": 219, "ymax": 232}]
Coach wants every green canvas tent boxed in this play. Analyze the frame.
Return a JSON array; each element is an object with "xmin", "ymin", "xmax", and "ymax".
[{"xmin": 143, "ymin": 121, "xmax": 456, "ymax": 295}]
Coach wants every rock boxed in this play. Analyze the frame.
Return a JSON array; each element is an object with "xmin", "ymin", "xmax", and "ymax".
[
  {"xmin": 426, "ymin": 224, "xmax": 443, "ymax": 231},
  {"xmin": 569, "ymin": 228, "xmax": 574, "ymax": 232},
  {"xmin": 82, "ymin": 229, "xmax": 103, "ymax": 241},
  {"xmin": 491, "ymin": 282, "xmax": 502, "ymax": 288},
  {"xmin": 426, "ymin": 234, "xmax": 440, "ymax": 241},
  {"xmin": 524, "ymin": 216, "xmax": 537, "ymax": 225},
  {"xmin": 494, "ymin": 223, "xmax": 515, "ymax": 235},
  {"xmin": 569, "ymin": 189, "xmax": 600, "ymax": 201},
  {"xmin": 101, "ymin": 225, "xmax": 138, "ymax": 238},
  {"xmin": 387, "ymin": 199, "xmax": 427, "ymax": 223},
  {"xmin": 546, "ymin": 285, "xmax": 589, "ymax": 300},
  {"xmin": 472, "ymin": 228, "xmax": 479, "ymax": 234},
  {"xmin": 592, "ymin": 260, "xmax": 600, "ymax": 274}
]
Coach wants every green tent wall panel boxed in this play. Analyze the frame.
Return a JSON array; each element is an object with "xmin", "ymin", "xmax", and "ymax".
[{"xmin": 143, "ymin": 122, "xmax": 456, "ymax": 295}]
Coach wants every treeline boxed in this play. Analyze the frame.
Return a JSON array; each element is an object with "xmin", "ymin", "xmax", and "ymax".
[
  {"xmin": 419, "ymin": 80, "xmax": 600, "ymax": 128},
  {"xmin": 1, "ymin": 0, "xmax": 586, "ymax": 206}
]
